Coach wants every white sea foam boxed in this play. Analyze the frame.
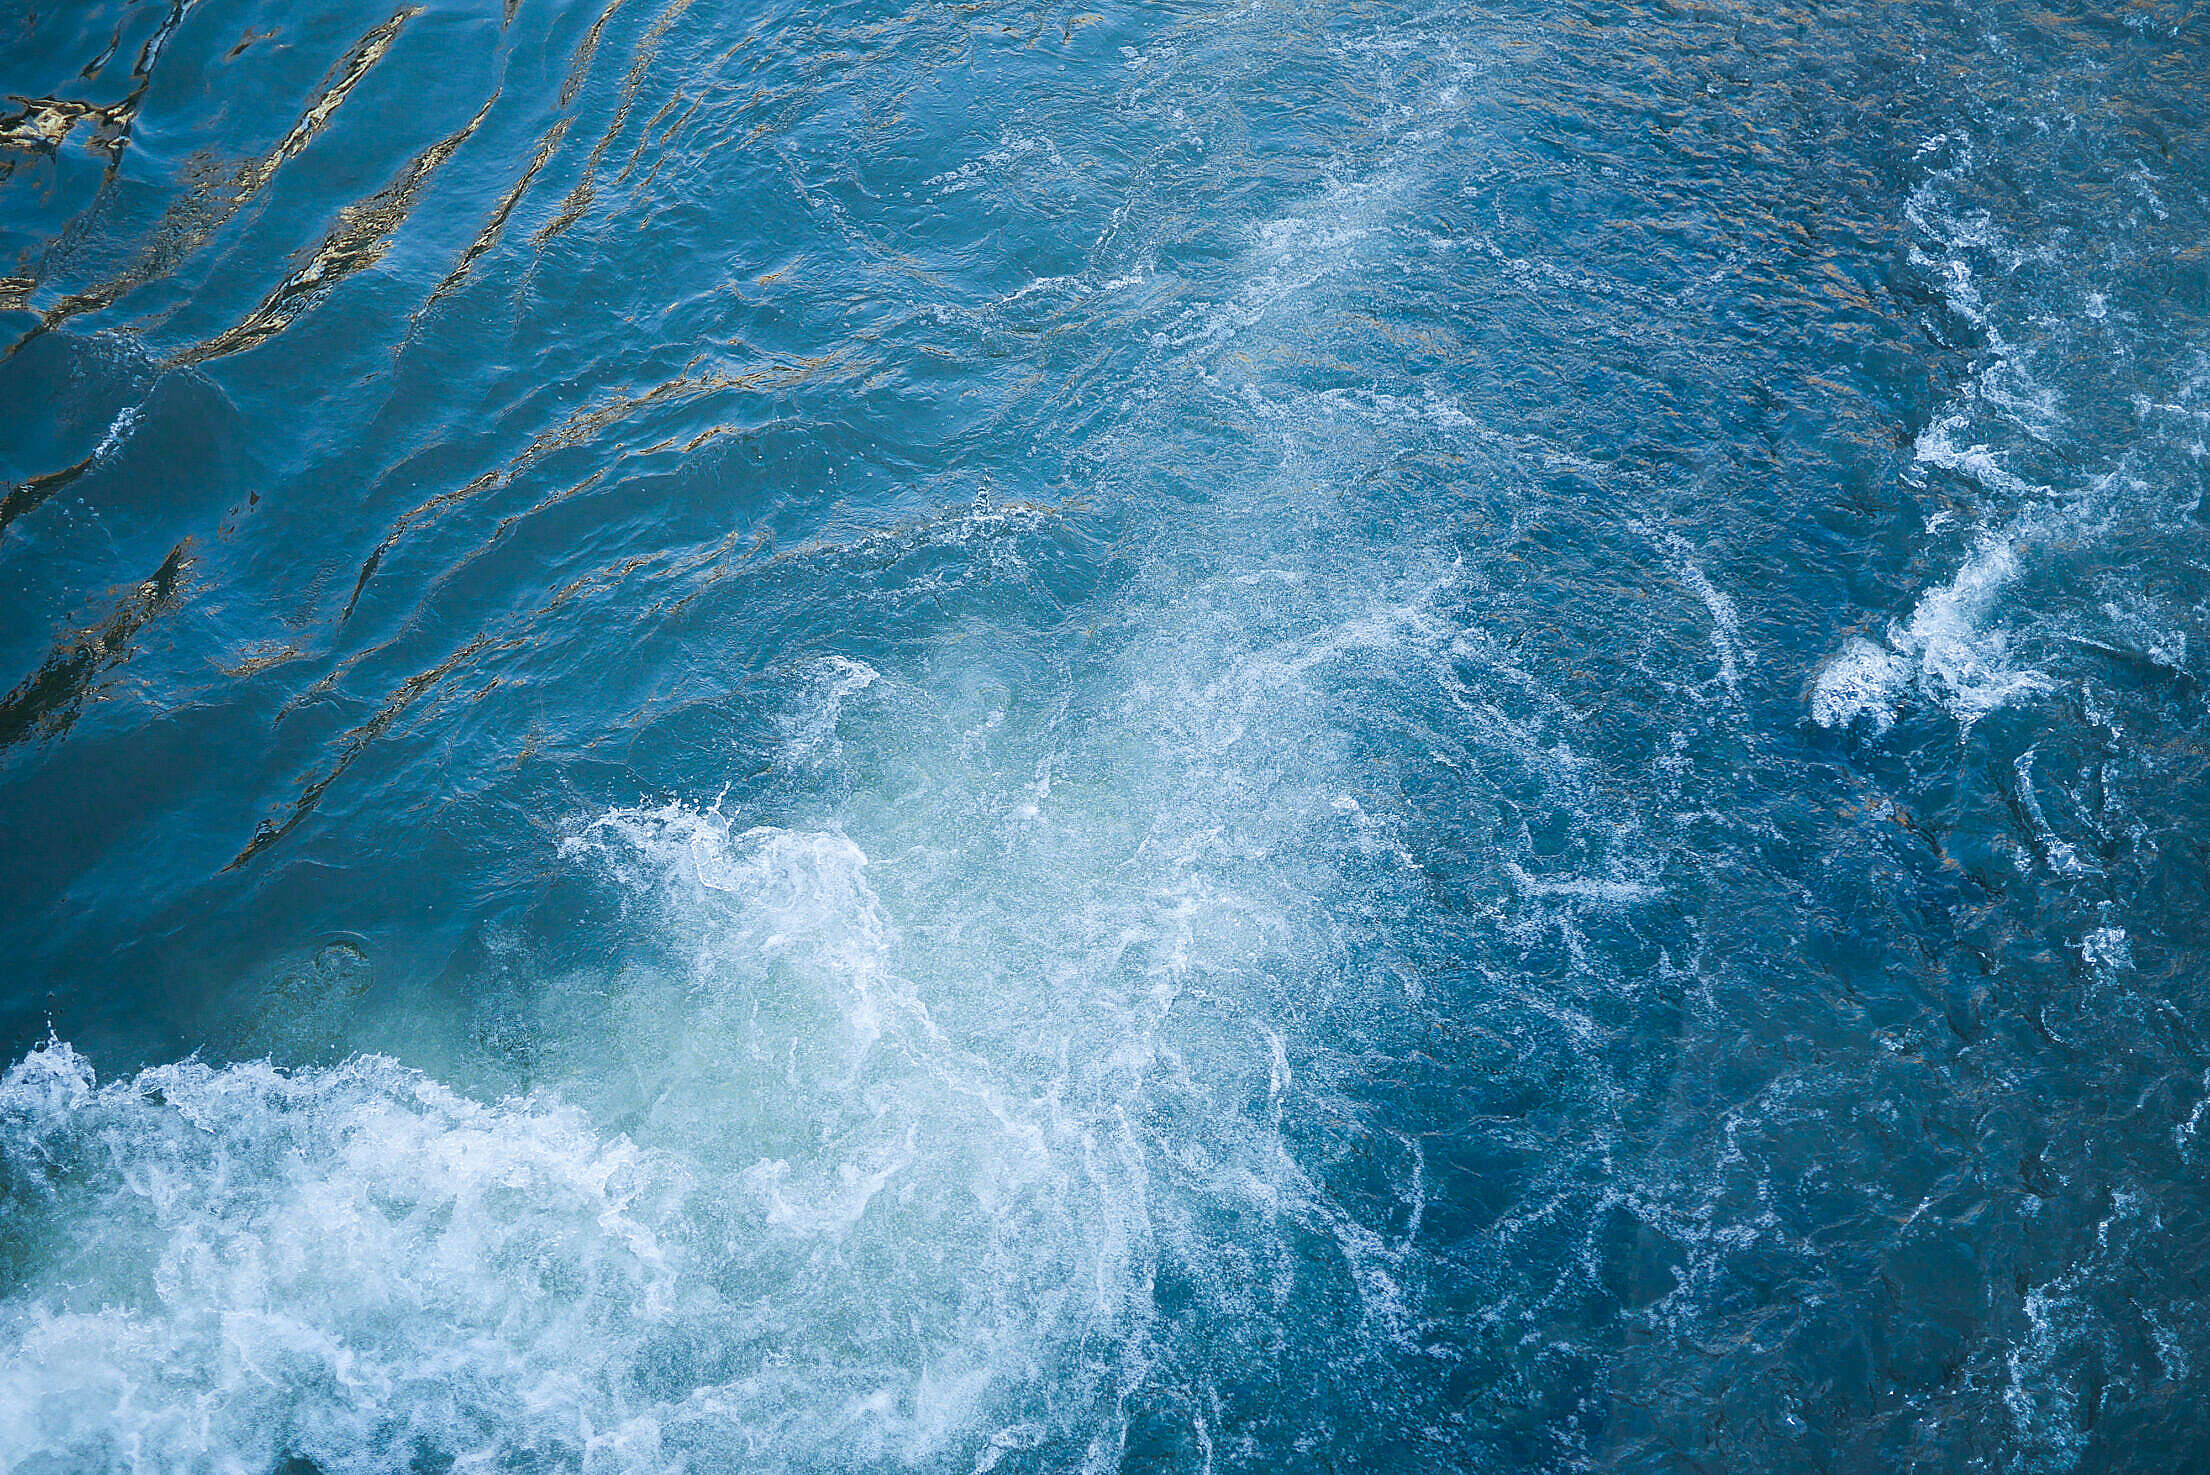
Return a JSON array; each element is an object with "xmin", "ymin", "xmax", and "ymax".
[
  {"xmin": 0, "ymin": 811, "xmax": 1157, "ymax": 1472},
  {"xmin": 1810, "ymin": 636, "xmax": 1911, "ymax": 732},
  {"xmin": 2078, "ymin": 925, "xmax": 2132, "ymax": 979},
  {"xmin": 1813, "ymin": 533, "xmax": 2053, "ymax": 733},
  {"xmin": 1656, "ymin": 532, "xmax": 1746, "ymax": 701},
  {"xmin": 2000, "ymin": 1191, "xmax": 2152, "ymax": 1475},
  {"xmin": 2014, "ymin": 748, "xmax": 2096, "ymax": 877},
  {"xmin": 91, "ymin": 403, "xmax": 141, "ymax": 464},
  {"xmin": 781, "ymin": 655, "xmax": 879, "ymax": 766},
  {"xmin": 1506, "ymin": 861, "xmax": 1661, "ymax": 906},
  {"xmin": 0, "ymin": 1042, "xmax": 694, "ymax": 1475},
  {"xmin": 1815, "ymin": 136, "xmax": 2094, "ymax": 737}
]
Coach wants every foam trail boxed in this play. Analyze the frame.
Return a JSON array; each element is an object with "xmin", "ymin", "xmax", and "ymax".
[
  {"xmin": 1811, "ymin": 137, "xmax": 2076, "ymax": 736},
  {"xmin": 1813, "ymin": 531, "xmax": 2052, "ymax": 734},
  {"xmin": 0, "ymin": 109, "xmax": 1490, "ymax": 1466}
]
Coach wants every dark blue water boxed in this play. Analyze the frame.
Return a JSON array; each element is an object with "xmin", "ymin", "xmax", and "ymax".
[{"xmin": 4, "ymin": 0, "xmax": 2209, "ymax": 1469}]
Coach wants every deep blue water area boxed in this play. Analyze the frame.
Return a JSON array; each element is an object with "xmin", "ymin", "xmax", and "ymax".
[{"xmin": 4, "ymin": 0, "xmax": 2210, "ymax": 1469}]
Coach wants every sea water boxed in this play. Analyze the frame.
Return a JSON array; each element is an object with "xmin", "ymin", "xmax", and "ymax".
[{"xmin": 3, "ymin": 0, "xmax": 2209, "ymax": 1469}]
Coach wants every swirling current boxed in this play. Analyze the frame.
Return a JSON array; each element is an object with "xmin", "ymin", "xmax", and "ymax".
[{"xmin": 4, "ymin": 0, "xmax": 2210, "ymax": 1470}]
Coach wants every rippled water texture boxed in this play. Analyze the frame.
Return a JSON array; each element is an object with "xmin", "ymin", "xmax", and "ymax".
[{"xmin": 5, "ymin": 0, "xmax": 2210, "ymax": 1469}]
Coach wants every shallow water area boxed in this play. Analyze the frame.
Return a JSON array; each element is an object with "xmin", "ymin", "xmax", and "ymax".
[{"xmin": 5, "ymin": 0, "xmax": 2210, "ymax": 1470}]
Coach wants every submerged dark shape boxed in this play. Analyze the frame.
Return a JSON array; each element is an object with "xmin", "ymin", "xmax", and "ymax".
[
  {"xmin": 6, "ymin": 6, "xmax": 421, "ymax": 359},
  {"xmin": 0, "ymin": 541, "xmax": 187, "ymax": 747},
  {"xmin": 172, "ymin": 91, "xmax": 496, "ymax": 369},
  {"xmin": 0, "ymin": 448, "xmax": 100, "ymax": 539}
]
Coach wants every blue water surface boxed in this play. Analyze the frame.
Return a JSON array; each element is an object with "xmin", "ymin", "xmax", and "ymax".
[{"xmin": 4, "ymin": 0, "xmax": 2210, "ymax": 1469}]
